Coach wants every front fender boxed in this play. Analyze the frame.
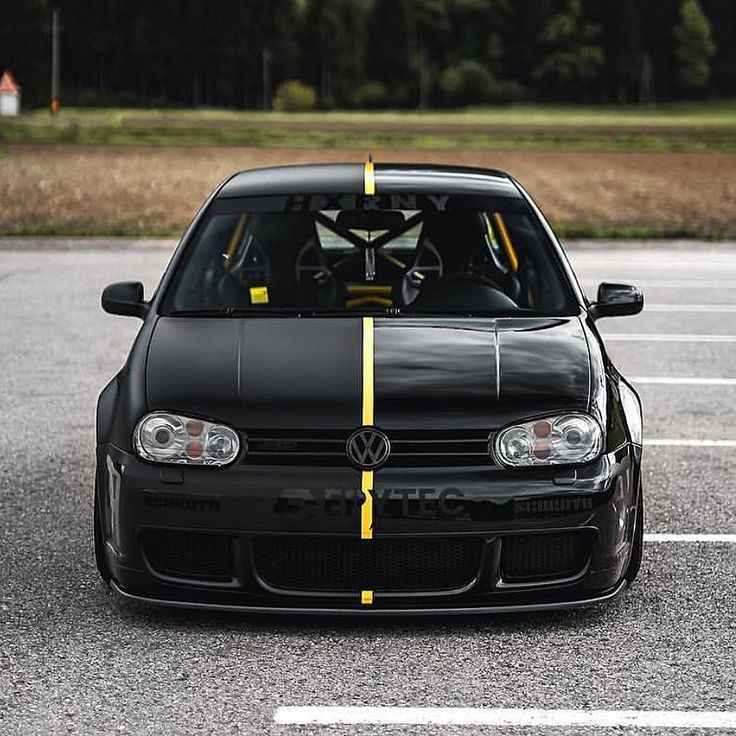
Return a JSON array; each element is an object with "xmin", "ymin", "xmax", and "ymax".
[{"xmin": 96, "ymin": 375, "xmax": 119, "ymax": 446}]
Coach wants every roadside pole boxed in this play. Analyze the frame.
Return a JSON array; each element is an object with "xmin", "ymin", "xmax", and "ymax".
[{"xmin": 51, "ymin": 7, "xmax": 60, "ymax": 114}]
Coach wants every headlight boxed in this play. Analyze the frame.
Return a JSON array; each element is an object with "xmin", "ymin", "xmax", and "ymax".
[
  {"xmin": 494, "ymin": 413, "xmax": 603, "ymax": 467},
  {"xmin": 134, "ymin": 412, "xmax": 240, "ymax": 466}
]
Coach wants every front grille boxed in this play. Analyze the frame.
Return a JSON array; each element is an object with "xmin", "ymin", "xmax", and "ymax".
[
  {"xmin": 500, "ymin": 531, "xmax": 592, "ymax": 583},
  {"xmin": 244, "ymin": 428, "xmax": 493, "ymax": 467},
  {"xmin": 141, "ymin": 530, "xmax": 234, "ymax": 581},
  {"xmin": 252, "ymin": 535, "xmax": 483, "ymax": 593}
]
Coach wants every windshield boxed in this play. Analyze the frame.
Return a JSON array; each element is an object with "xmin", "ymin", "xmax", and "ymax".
[{"xmin": 164, "ymin": 194, "xmax": 576, "ymax": 317}]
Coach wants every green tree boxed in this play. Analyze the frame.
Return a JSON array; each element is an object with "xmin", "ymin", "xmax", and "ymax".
[
  {"xmin": 439, "ymin": 59, "xmax": 493, "ymax": 106},
  {"xmin": 614, "ymin": 0, "xmax": 644, "ymax": 103},
  {"xmin": 531, "ymin": 0, "xmax": 604, "ymax": 100},
  {"xmin": 0, "ymin": 0, "xmax": 48, "ymax": 107},
  {"xmin": 273, "ymin": 79, "xmax": 318, "ymax": 111},
  {"xmin": 303, "ymin": 0, "xmax": 370, "ymax": 107},
  {"xmin": 673, "ymin": 0, "xmax": 715, "ymax": 92},
  {"xmin": 0, "ymin": 0, "xmax": 726, "ymax": 109},
  {"xmin": 406, "ymin": 0, "xmax": 448, "ymax": 108},
  {"xmin": 444, "ymin": 0, "xmax": 510, "ymax": 70},
  {"xmin": 702, "ymin": 0, "xmax": 736, "ymax": 96},
  {"xmin": 364, "ymin": 0, "xmax": 412, "ymax": 106}
]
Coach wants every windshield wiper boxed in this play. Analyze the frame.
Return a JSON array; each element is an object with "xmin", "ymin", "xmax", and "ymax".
[
  {"xmin": 166, "ymin": 306, "xmax": 528, "ymax": 319},
  {"xmin": 167, "ymin": 307, "xmax": 382, "ymax": 318},
  {"xmin": 399, "ymin": 307, "xmax": 522, "ymax": 317},
  {"xmin": 167, "ymin": 307, "xmax": 301, "ymax": 317}
]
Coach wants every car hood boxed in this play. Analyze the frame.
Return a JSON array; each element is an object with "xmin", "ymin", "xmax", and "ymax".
[{"xmin": 146, "ymin": 316, "xmax": 593, "ymax": 430}]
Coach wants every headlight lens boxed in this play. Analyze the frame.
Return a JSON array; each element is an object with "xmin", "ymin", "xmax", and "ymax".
[
  {"xmin": 494, "ymin": 413, "xmax": 603, "ymax": 467},
  {"xmin": 134, "ymin": 412, "xmax": 240, "ymax": 466}
]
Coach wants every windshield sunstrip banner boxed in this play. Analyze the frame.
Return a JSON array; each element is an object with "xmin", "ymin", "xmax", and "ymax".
[{"xmin": 212, "ymin": 194, "xmax": 529, "ymax": 214}]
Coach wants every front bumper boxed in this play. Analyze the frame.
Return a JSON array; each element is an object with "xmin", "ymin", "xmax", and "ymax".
[
  {"xmin": 110, "ymin": 579, "xmax": 628, "ymax": 615},
  {"xmin": 98, "ymin": 443, "xmax": 640, "ymax": 614}
]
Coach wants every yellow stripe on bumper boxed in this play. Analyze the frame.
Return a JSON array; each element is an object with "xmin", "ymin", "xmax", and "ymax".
[{"xmin": 361, "ymin": 470, "xmax": 373, "ymax": 540}]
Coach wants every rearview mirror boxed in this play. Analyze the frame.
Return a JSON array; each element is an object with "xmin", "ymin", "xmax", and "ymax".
[
  {"xmin": 590, "ymin": 282, "xmax": 643, "ymax": 320},
  {"xmin": 335, "ymin": 210, "xmax": 405, "ymax": 233},
  {"xmin": 101, "ymin": 281, "xmax": 147, "ymax": 318}
]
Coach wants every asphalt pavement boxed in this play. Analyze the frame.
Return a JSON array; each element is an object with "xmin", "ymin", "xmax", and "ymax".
[{"xmin": 0, "ymin": 239, "xmax": 734, "ymax": 735}]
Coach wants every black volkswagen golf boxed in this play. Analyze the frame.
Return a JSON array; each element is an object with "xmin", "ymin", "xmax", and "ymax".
[{"xmin": 96, "ymin": 162, "xmax": 644, "ymax": 614}]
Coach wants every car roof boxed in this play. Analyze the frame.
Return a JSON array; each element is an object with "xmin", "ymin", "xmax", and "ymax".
[{"xmin": 216, "ymin": 163, "xmax": 521, "ymax": 200}]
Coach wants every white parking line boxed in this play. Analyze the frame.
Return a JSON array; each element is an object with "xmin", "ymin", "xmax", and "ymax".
[
  {"xmin": 575, "ymin": 267, "xmax": 736, "ymax": 275},
  {"xmin": 644, "ymin": 304, "xmax": 736, "ymax": 312},
  {"xmin": 273, "ymin": 706, "xmax": 736, "ymax": 728},
  {"xmin": 604, "ymin": 334, "xmax": 736, "ymax": 343},
  {"xmin": 632, "ymin": 377, "xmax": 736, "ymax": 385},
  {"xmin": 575, "ymin": 262, "xmax": 736, "ymax": 271},
  {"xmin": 645, "ymin": 534, "xmax": 736, "ymax": 543},
  {"xmin": 582, "ymin": 279, "xmax": 736, "ymax": 288},
  {"xmin": 647, "ymin": 439, "xmax": 736, "ymax": 448}
]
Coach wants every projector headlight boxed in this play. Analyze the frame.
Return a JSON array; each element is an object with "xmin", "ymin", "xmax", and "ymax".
[
  {"xmin": 494, "ymin": 413, "xmax": 603, "ymax": 467},
  {"xmin": 134, "ymin": 412, "xmax": 240, "ymax": 466}
]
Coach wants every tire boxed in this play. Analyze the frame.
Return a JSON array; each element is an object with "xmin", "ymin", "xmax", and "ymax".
[
  {"xmin": 93, "ymin": 476, "xmax": 111, "ymax": 585},
  {"xmin": 625, "ymin": 482, "xmax": 644, "ymax": 584}
]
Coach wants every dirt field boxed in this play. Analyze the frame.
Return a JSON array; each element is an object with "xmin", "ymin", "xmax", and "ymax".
[{"xmin": 2, "ymin": 144, "xmax": 735, "ymax": 237}]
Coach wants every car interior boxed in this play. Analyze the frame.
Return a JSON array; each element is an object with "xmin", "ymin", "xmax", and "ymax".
[{"xmin": 169, "ymin": 208, "xmax": 574, "ymax": 314}]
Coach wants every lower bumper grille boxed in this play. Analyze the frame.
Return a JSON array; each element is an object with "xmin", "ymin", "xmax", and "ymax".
[
  {"xmin": 141, "ymin": 530, "xmax": 234, "ymax": 581},
  {"xmin": 500, "ymin": 531, "xmax": 592, "ymax": 583},
  {"xmin": 252, "ymin": 535, "xmax": 483, "ymax": 593}
]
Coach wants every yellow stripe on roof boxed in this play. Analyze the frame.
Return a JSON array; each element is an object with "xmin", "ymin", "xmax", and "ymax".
[{"xmin": 364, "ymin": 160, "xmax": 376, "ymax": 196}]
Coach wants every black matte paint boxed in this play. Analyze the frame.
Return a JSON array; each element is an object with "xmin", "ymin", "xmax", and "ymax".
[
  {"xmin": 96, "ymin": 163, "xmax": 644, "ymax": 614},
  {"xmin": 146, "ymin": 317, "xmax": 363, "ymax": 429}
]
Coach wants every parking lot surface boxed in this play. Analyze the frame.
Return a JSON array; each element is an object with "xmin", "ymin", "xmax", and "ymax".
[{"xmin": 0, "ymin": 239, "xmax": 734, "ymax": 735}]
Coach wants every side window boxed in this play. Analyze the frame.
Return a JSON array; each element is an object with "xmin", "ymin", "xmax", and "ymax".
[
  {"xmin": 172, "ymin": 215, "xmax": 239, "ymax": 309},
  {"xmin": 501, "ymin": 213, "xmax": 570, "ymax": 312}
]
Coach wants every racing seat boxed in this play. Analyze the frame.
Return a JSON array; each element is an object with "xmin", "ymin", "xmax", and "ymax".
[
  {"xmin": 409, "ymin": 213, "xmax": 522, "ymax": 307},
  {"xmin": 238, "ymin": 213, "xmax": 329, "ymax": 308}
]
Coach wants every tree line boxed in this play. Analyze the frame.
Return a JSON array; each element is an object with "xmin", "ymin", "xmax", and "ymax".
[{"xmin": 1, "ymin": 0, "xmax": 733, "ymax": 110}]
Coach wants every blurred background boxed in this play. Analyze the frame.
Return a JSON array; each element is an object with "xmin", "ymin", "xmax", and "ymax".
[
  {"xmin": 1, "ymin": 11, "xmax": 736, "ymax": 729},
  {"xmin": 0, "ymin": 0, "xmax": 734, "ymax": 239}
]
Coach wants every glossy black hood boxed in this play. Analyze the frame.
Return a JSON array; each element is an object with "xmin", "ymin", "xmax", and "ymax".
[{"xmin": 145, "ymin": 316, "xmax": 592, "ymax": 430}]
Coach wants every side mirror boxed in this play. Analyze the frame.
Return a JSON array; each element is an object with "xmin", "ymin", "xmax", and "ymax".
[
  {"xmin": 590, "ymin": 282, "xmax": 643, "ymax": 320},
  {"xmin": 101, "ymin": 281, "xmax": 147, "ymax": 318}
]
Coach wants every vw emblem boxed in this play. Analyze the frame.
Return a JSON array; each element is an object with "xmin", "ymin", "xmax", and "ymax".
[{"xmin": 346, "ymin": 427, "xmax": 391, "ymax": 470}]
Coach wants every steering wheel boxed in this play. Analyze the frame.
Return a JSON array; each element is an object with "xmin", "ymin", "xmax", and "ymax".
[
  {"xmin": 185, "ymin": 240, "xmax": 271, "ymax": 308},
  {"xmin": 295, "ymin": 241, "xmax": 340, "ymax": 305},
  {"xmin": 227, "ymin": 239, "xmax": 271, "ymax": 284}
]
